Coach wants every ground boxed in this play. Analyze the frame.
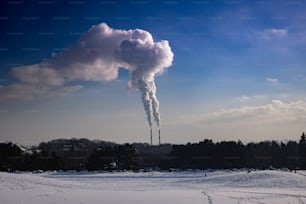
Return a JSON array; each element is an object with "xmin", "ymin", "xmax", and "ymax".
[{"xmin": 1, "ymin": 170, "xmax": 306, "ymax": 204}]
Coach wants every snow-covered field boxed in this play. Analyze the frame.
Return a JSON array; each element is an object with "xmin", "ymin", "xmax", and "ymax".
[{"xmin": 1, "ymin": 170, "xmax": 306, "ymax": 204}]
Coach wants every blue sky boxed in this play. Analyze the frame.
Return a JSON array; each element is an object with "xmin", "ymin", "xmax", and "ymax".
[{"xmin": 0, "ymin": 0, "xmax": 306, "ymax": 145}]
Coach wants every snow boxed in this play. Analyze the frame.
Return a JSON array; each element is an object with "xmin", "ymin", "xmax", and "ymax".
[{"xmin": 1, "ymin": 170, "xmax": 306, "ymax": 204}]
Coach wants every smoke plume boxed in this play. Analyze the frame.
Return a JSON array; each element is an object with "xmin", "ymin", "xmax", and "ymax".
[{"xmin": 0, "ymin": 23, "xmax": 174, "ymax": 129}]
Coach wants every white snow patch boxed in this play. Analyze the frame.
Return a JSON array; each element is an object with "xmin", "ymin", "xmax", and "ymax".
[{"xmin": 0, "ymin": 170, "xmax": 306, "ymax": 204}]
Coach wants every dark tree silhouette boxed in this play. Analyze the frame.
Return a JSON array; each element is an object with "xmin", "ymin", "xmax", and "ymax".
[{"xmin": 1, "ymin": 132, "xmax": 306, "ymax": 171}]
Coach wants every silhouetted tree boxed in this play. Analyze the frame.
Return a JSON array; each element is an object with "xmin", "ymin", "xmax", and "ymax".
[{"xmin": 299, "ymin": 132, "xmax": 306, "ymax": 169}]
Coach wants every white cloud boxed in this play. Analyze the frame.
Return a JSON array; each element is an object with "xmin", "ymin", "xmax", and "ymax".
[
  {"xmin": 235, "ymin": 94, "xmax": 266, "ymax": 103},
  {"xmin": 0, "ymin": 84, "xmax": 83, "ymax": 100},
  {"xmin": 0, "ymin": 23, "xmax": 173, "ymax": 100},
  {"xmin": 179, "ymin": 100, "xmax": 306, "ymax": 125},
  {"xmin": 268, "ymin": 28, "xmax": 288, "ymax": 36},
  {"xmin": 260, "ymin": 28, "xmax": 288, "ymax": 40},
  {"xmin": 0, "ymin": 84, "xmax": 49, "ymax": 100},
  {"xmin": 54, "ymin": 85, "xmax": 84, "ymax": 97},
  {"xmin": 237, "ymin": 95, "xmax": 251, "ymax": 103},
  {"xmin": 265, "ymin": 77, "xmax": 279, "ymax": 84},
  {"xmin": 11, "ymin": 65, "xmax": 65, "ymax": 86}
]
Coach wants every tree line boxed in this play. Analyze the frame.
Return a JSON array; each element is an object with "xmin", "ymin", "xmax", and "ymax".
[{"xmin": 0, "ymin": 133, "xmax": 306, "ymax": 171}]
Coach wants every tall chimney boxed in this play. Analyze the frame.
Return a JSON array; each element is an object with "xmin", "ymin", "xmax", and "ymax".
[
  {"xmin": 150, "ymin": 128, "xmax": 153, "ymax": 146},
  {"xmin": 158, "ymin": 129, "xmax": 161, "ymax": 145}
]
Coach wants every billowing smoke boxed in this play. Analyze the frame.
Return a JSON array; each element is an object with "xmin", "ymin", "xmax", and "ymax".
[
  {"xmin": 136, "ymin": 79, "xmax": 160, "ymax": 128},
  {"xmin": 0, "ymin": 23, "xmax": 174, "ymax": 129},
  {"xmin": 114, "ymin": 28, "xmax": 173, "ymax": 128}
]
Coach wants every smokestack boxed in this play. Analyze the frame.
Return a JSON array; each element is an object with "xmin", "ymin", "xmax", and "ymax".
[
  {"xmin": 158, "ymin": 129, "xmax": 161, "ymax": 145},
  {"xmin": 150, "ymin": 128, "xmax": 153, "ymax": 146}
]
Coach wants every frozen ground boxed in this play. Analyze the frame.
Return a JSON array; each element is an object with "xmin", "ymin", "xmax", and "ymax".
[{"xmin": 1, "ymin": 170, "xmax": 306, "ymax": 204}]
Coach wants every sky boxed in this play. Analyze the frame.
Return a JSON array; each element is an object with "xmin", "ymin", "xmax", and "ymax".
[{"xmin": 0, "ymin": 0, "xmax": 305, "ymax": 146}]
